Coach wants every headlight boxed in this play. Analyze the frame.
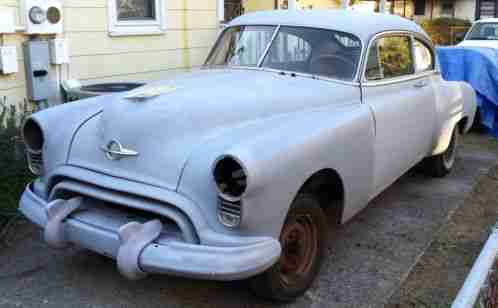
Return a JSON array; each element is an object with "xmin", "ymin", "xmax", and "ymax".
[
  {"xmin": 213, "ymin": 156, "xmax": 247, "ymax": 228},
  {"xmin": 22, "ymin": 119, "xmax": 44, "ymax": 175},
  {"xmin": 213, "ymin": 156, "xmax": 247, "ymax": 201},
  {"xmin": 29, "ymin": 6, "xmax": 46, "ymax": 24}
]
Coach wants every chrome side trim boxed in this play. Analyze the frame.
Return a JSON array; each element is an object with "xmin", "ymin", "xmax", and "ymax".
[{"xmin": 362, "ymin": 71, "xmax": 439, "ymax": 87}]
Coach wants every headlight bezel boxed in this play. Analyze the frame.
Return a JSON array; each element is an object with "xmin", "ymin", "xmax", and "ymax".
[
  {"xmin": 22, "ymin": 119, "xmax": 44, "ymax": 154},
  {"xmin": 22, "ymin": 119, "xmax": 45, "ymax": 176},
  {"xmin": 212, "ymin": 155, "xmax": 248, "ymax": 202}
]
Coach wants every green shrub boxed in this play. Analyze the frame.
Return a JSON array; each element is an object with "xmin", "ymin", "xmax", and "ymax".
[
  {"xmin": 420, "ymin": 17, "xmax": 472, "ymax": 46},
  {"xmin": 0, "ymin": 97, "xmax": 35, "ymax": 227}
]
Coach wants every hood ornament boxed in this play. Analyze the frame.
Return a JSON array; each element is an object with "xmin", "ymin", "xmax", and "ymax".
[
  {"xmin": 101, "ymin": 140, "xmax": 139, "ymax": 161},
  {"xmin": 124, "ymin": 85, "xmax": 180, "ymax": 100}
]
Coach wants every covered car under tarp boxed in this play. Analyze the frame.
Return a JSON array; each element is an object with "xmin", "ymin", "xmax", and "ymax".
[{"xmin": 436, "ymin": 47, "xmax": 498, "ymax": 137}]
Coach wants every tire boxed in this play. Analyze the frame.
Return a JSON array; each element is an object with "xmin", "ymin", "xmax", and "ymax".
[
  {"xmin": 249, "ymin": 194, "xmax": 327, "ymax": 301},
  {"xmin": 423, "ymin": 127, "xmax": 459, "ymax": 178}
]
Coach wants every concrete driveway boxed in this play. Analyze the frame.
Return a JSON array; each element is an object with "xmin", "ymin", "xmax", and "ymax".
[{"xmin": 1, "ymin": 133, "xmax": 497, "ymax": 308}]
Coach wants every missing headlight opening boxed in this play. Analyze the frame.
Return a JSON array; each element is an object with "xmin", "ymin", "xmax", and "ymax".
[
  {"xmin": 213, "ymin": 156, "xmax": 247, "ymax": 200},
  {"xmin": 22, "ymin": 119, "xmax": 44, "ymax": 153}
]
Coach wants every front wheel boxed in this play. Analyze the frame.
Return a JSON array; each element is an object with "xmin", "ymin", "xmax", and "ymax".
[
  {"xmin": 423, "ymin": 127, "xmax": 459, "ymax": 177},
  {"xmin": 249, "ymin": 194, "xmax": 327, "ymax": 301}
]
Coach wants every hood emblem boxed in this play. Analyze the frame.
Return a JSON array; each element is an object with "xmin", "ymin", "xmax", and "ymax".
[
  {"xmin": 124, "ymin": 85, "xmax": 179, "ymax": 100},
  {"xmin": 101, "ymin": 140, "xmax": 139, "ymax": 161}
]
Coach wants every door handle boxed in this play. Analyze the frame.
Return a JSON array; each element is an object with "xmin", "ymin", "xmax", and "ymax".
[{"xmin": 413, "ymin": 80, "xmax": 428, "ymax": 88}]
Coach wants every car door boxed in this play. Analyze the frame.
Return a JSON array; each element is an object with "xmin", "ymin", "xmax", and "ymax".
[{"xmin": 362, "ymin": 33, "xmax": 437, "ymax": 196}]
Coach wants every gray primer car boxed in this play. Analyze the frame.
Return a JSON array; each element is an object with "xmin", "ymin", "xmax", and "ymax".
[{"xmin": 19, "ymin": 10, "xmax": 476, "ymax": 301}]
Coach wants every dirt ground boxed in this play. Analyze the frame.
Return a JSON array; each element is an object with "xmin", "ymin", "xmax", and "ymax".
[{"xmin": 387, "ymin": 158, "xmax": 498, "ymax": 306}]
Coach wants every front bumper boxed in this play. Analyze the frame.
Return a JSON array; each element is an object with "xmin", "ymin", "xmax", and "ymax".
[{"xmin": 19, "ymin": 182, "xmax": 281, "ymax": 281}]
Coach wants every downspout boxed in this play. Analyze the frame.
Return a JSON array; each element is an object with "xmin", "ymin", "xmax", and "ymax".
[
  {"xmin": 430, "ymin": 0, "xmax": 434, "ymax": 19},
  {"xmin": 181, "ymin": 0, "xmax": 191, "ymax": 70}
]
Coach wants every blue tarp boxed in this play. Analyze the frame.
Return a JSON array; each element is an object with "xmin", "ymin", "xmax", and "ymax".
[{"xmin": 436, "ymin": 47, "xmax": 498, "ymax": 137}]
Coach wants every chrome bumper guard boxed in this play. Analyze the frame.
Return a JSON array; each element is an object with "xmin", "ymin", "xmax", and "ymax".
[{"xmin": 19, "ymin": 183, "xmax": 281, "ymax": 281}]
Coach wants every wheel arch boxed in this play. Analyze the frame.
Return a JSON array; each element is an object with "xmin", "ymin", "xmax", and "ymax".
[{"xmin": 296, "ymin": 168, "xmax": 345, "ymax": 225}]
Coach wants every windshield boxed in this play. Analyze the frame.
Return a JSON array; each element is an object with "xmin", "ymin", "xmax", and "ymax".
[
  {"xmin": 466, "ymin": 22, "xmax": 498, "ymax": 40},
  {"xmin": 205, "ymin": 26, "xmax": 362, "ymax": 81},
  {"xmin": 206, "ymin": 26, "xmax": 277, "ymax": 67}
]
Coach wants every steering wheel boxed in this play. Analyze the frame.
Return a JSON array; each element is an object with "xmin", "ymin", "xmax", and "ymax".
[{"xmin": 309, "ymin": 53, "xmax": 356, "ymax": 79}]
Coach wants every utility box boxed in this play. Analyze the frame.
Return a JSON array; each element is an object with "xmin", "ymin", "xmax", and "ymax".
[
  {"xmin": 0, "ymin": 7, "xmax": 16, "ymax": 33},
  {"xmin": 0, "ymin": 46, "xmax": 18, "ymax": 74},
  {"xmin": 22, "ymin": 0, "xmax": 63, "ymax": 34},
  {"xmin": 49, "ymin": 39, "xmax": 70, "ymax": 64},
  {"xmin": 23, "ymin": 40, "xmax": 54, "ymax": 101}
]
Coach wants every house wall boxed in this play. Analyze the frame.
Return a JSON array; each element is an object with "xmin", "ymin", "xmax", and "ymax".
[
  {"xmin": 454, "ymin": 0, "xmax": 475, "ymax": 21},
  {"xmin": 413, "ymin": 0, "xmax": 475, "ymax": 21},
  {"xmin": 294, "ymin": 0, "xmax": 340, "ymax": 9},
  {"xmin": 243, "ymin": 0, "xmax": 275, "ymax": 12},
  {"xmin": 0, "ymin": 0, "xmax": 220, "ymax": 116}
]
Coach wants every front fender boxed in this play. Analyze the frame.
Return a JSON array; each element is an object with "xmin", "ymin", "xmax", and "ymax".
[
  {"xmin": 178, "ymin": 103, "xmax": 375, "ymax": 239},
  {"xmin": 27, "ymin": 96, "xmax": 104, "ymax": 184}
]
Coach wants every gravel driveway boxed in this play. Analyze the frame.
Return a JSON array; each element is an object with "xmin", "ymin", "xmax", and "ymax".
[{"xmin": 1, "ymin": 133, "xmax": 497, "ymax": 308}]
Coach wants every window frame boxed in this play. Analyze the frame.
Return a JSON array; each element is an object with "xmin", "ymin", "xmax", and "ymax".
[
  {"xmin": 364, "ymin": 33, "xmax": 415, "ymax": 81},
  {"xmin": 413, "ymin": 38, "xmax": 435, "ymax": 73},
  {"xmin": 108, "ymin": 0, "xmax": 166, "ymax": 37},
  {"xmin": 361, "ymin": 31, "xmax": 438, "ymax": 85}
]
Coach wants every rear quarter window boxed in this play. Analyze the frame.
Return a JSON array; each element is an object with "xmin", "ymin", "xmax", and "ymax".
[{"xmin": 366, "ymin": 35, "xmax": 414, "ymax": 80}]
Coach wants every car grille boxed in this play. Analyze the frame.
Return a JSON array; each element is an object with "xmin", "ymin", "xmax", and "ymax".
[
  {"xmin": 49, "ymin": 177, "xmax": 199, "ymax": 244},
  {"xmin": 27, "ymin": 150, "xmax": 43, "ymax": 174},
  {"xmin": 218, "ymin": 197, "xmax": 242, "ymax": 218}
]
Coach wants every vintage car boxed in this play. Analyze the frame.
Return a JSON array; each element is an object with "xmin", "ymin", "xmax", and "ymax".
[
  {"xmin": 458, "ymin": 18, "xmax": 498, "ymax": 49},
  {"xmin": 19, "ymin": 10, "xmax": 476, "ymax": 301}
]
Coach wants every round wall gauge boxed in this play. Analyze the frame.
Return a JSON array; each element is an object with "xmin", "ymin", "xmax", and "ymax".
[
  {"xmin": 47, "ymin": 7, "xmax": 61, "ymax": 24},
  {"xmin": 29, "ymin": 6, "xmax": 46, "ymax": 24}
]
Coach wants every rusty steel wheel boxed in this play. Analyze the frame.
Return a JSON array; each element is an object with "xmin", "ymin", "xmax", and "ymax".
[
  {"xmin": 279, "ymin": 214, "xmax": 319, "ymax": 287},
  {"xmin": 250, "ymin": 194, "xmax": 327, "ymax": 301}
]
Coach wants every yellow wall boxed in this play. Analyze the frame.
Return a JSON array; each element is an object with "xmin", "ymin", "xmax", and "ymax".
[
  {"xmin": 243, "ymin": 0, "xmax": 275, "ymax": 12},
  {"xmin": 0, "ymin": 0, "xmax": 220, "ymax": 115},
  {"xmin": 295, "ymin": 0, "xmax": 340, "ymax": 9}
]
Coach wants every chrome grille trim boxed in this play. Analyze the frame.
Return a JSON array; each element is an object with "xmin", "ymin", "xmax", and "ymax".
[
  {"xmin": 50, "ymin": 179, "xmax": 200, "ymax": 244},
  {"xmin": 26, "ymin": 150, "xmax": 43, "ymax": 175},
  {"xmin": 218, "ymin": 197, "xmax": 242, "ymax": 218}
]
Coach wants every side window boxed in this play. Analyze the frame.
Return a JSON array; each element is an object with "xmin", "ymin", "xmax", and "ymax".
[
  {"xmin": 366, "ymin": 36, "xmax": 414, "ymax": 80},
  {"xmin": 414, "ymin": 39, "xmax": 434, "ymax": 72}
]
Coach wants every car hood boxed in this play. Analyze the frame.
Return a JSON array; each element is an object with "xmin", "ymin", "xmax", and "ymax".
[
  {"xmin": 67, "ymin": 69, "xmax": 359, "ymax": 191},
  {"xmin": 458, "ymin": 40, "xmax": 498, "ymax": 49}
]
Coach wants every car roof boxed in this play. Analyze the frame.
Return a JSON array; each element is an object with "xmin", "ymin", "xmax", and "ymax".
[
  {"xmin": 229, "ymin": 10, "xmax": 428, "ymax": 43},
  {"xmin": 475, "ymin": 18, "xmax": 498, "ymax": 23}
]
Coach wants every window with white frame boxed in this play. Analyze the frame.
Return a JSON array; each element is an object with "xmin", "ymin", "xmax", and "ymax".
[{"xmin": 108, "ymin": 0, "xmax": 166, "ymax": 36}]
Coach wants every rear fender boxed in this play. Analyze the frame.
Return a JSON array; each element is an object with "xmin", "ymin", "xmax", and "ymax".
[{"xmin": 432, "ymin": 81, "xmax": 476, "ymax": 156}]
